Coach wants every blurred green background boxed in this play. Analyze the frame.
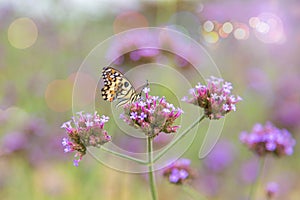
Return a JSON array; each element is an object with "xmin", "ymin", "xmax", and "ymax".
[{"xmin": 1, "ymin": 0, "xmax": 300, "ymax": 199}]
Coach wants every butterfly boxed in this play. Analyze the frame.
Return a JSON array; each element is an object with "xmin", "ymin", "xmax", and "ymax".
[{"xmin": 101, "ymin": 66, "xmax": 145, "ymax": 107}]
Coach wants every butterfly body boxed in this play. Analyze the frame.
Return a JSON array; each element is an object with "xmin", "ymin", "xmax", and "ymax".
[{"xmin": 101, "ymin": 66, "xmax": 141, "ymax": 107}]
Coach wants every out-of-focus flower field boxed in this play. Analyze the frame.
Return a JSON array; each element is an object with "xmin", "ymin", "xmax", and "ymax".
[{"xmin": 0, "ymin": 0, "xmax": 300, "ymax": 199}]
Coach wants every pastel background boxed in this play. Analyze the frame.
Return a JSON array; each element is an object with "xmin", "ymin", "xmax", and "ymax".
[{"xmin": 0, "ymin": 0, "xmax": 299, "ymax": 199}]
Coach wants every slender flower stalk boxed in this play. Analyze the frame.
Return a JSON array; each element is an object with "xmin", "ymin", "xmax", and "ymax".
[
  {"xmin": 147, "ymin": 137, "xmax": 158, "ymax": 200},
  {"xmin": 153, "ymin": 115, "xmax": 205, "ymax": 162},
  {"xmin": 248, "ymin": 157, "xmax": 266, "ymax": 200}
]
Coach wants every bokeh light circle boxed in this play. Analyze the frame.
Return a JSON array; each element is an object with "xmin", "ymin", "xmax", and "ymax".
[
  {"xmin": 234, "ymin": 24, "xmax": 249, "ymax": 40},
  {"xmin": 45, "ymin": 79, "xmax": 73, "ymax": 112},
  {"xmin": 249, "ymin": 17, "xmax": 260, "ymax": 28},
  {"xmin": 203, "ymin": 31, "xmax": 219, "ymax": 43},
  {"xmin": 222, "ymin": 22, "xmax": 233, "ymax": 34},
  {"xmin": 7, "ymin": 17, "xmax": 38, "ymax": 49},
  {"xmin": 219, "ymin": 28, "xmax": 229, "ymax": 38},
  {"xmin": 203, "ymin": 20, "xmax": 214, "ymax": 32},
  {"xmin": 254, "ymin": 12, "xmax": 285, "ymax": 44}
]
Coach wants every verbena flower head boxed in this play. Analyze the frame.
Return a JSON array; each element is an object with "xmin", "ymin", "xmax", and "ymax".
[
  {"xmin": 163, "ymin": 158, "xmax": 194, "ymax": 184},
  {"xmin": 266, "ymin": 182, "xmax": 279, "ymax": 199},
  {"xmin": 240, "ymin": 122, "xmax": 296, "ymax": 157},
  {"xmin": 182, "ymin": 76, "xmax": 242, "ymax": 119},
  {"xmin": 120, "ymin": 87, "xmax": 183, "ymax": 138},
  {"xmin": 2, "ymin": 131, "xmax": 27, "ymax": 153},
  {"xmin": 61, "ymin": 111, "xmax": 111, "ymax": 166}
]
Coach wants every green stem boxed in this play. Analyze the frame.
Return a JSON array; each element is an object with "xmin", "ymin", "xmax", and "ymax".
[
  {"xmin": 147, "ymin": 137, "xmax": 158, "ymax": 200},
  {"xmin": 182, "ymin": 185, "xmax": 207, "ymax": 200},
  {"xmin": 153, "ymin": 115, "xmax": 205, "ymax": 162},
  {"xmin": 248, "ymin": 157, "xmax": 266, "ymax": 200},
  {"xmin": 100, "ymin": 146, "xmax": 148, "ymax": 165}
]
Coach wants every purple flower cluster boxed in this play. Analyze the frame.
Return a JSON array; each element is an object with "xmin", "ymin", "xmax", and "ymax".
[
  {"xmin": 266, "ymin": 182, "xmax": 279, "ymax": 199},
  {"xmin": 240, "ymin": 122, "xmax": 296, "ymax": 157},
  {"xmin": 61, "ymin": 111, "xmax": 111, "ymax": 166},
  {"xmin": 163, "ymin": 158, "xmax": 194, "ymax": 184},
  {"xmin": 182, "ymin": 76, "xmax": 242, "ymax": 119},
  {"xmin": 1, "ymin": 116, "xmax": 64, "ymax": 166},
  {"xmin": 106, "ymin": 29, "xmax": 199, "ymax": 68},
  {"xmin": 120, "ymin": 88, "xmax": 183, "ymax": 138},
  {"xmin": 106, "ymin": 29, "xmax": 160, "ymax": 65}
]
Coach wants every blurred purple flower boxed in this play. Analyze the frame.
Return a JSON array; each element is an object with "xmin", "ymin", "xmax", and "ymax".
[
  {"xmin": 203, "ymin": 140, "xmax": 236, "ymax": 173},
  {"xmin": 174, "ymin": 55, "xmax": 189, "ymax": 67},
  {"xmin": 271, "ymin": 74, "xmax": 300, "ymax": 130},
  {"xmin": 266, "ymin": 182, "xmax": 279, "ymax": 199},
  {"xmin": 106, "ymin": 29, "xmax": 160, "ymax": 64},
  {"xmin": 0, "ymin": 116, "xmax": 65, "ymax": 166},
  {"xmin": 121, "ymin": 87, "xmax": 183, "ymax": 138},
  {"xmin": 246, "ymin": 68, "xmax": 271, "ymax": 94},
  {"xmin": 23, "ymin": 117, "xmax": 47, "ymax": 136},
  {"xmin": 182, "ymin": 76, "xmax": 242, "ymax": 119},
  {"xmin": 273, "ymin": 102, "xmax": 300, "ymax": 129},
  {"xmin": 240, "ymin": 122, "xmax": 296, "ymax": 157},
  {"xmin": 113, "ymin": 56, "xmax": 125, "ymax": 65},
  {"xmin": 195, "ymin": 174, "xmax": 220, "ymax": 197},
  {"xmin": 129, "ymin": 49, "xmax": 160, "ymax": 62},
  {"xmin": 159, "ymin": 30, "xmax": 200, "ymax": 67},
  {"xmin": 1, "ymin": 82, "xmax": 18, "ymax": 109},
  {"xmin": 61, "ymin": 111, "xmax": 111, "ymax": 166},
  {"xmin": 2, "ymin": 132, "xmax": 27, "ymax": 153},
  {"xmin": 163, "ymin": 158, "xmax": 194, "ymax": 184},
  {"xmin": 129, "ymin": 50, "xmax": 141, "ymax": 61},
  {"xmin": 240, "ymin": 158, "xmax": 260, "ymax": 184}
]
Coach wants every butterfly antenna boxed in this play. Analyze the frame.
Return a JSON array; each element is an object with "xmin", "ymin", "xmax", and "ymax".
[
  {"xmin": 138, "ymin": 80, "xmax": 149, "ymax": 97},
  {"xmin": 142, "ymin": 80, "xmax": 149, "ymax": 91}
]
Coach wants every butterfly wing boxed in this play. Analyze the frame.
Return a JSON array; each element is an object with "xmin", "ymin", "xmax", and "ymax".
[{"xmin": 101, "ymin": 67, "xmax": 140, "ymax": 107}]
